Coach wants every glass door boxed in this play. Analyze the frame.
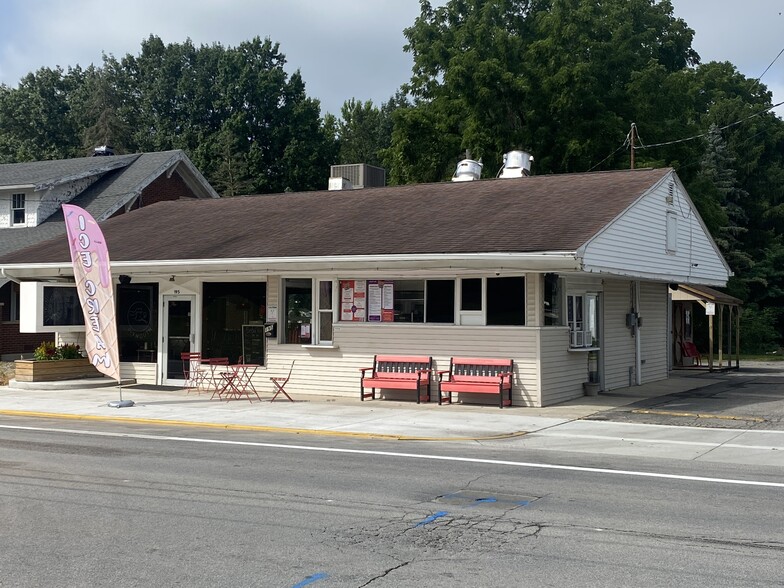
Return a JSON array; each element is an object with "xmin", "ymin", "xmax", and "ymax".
[{"xmin": 162, "ymin": 295, "xmax": 196, "ymax": 385}]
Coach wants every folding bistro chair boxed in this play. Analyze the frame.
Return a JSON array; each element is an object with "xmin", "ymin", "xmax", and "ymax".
[
  {"xmin": 181, "ymin": 352, "xmax": 206, "ymax": 393},
  {"xmin": 270, "ymin": 361, "xmax": 295, "ymax": 402}
]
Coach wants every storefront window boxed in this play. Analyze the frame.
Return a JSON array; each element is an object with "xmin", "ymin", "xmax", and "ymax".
[
  {"xmin": 202, "ymin": 282, "xmax": 266, "ymax": 362},
  {"xmin": 544, "ymin": 273, "xmax": 564, "ymax": 326},
  {"xmin": 117, "ymin": 283, "xmax": 159, "ymax": 362},
  {"xmin": 284, "ymin": 278, "xmax": 312, "ymax": 344},
  {"xmin": 487, "ymin": 277, "xmax": 526, "ymax": 326}
]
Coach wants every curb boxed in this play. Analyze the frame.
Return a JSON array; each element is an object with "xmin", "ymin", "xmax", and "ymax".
[{"xmin": 0, "ymin": 410, "xmax": 528, "ymax": 442}]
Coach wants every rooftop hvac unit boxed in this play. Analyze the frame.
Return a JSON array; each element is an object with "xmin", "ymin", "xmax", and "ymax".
[
  {"xmin": 328, "ymin": 163, "xmax": 385, "ymax": 189},
  {"xmin": 452, "ymin": 158, "xmax": 483, "ymax": 182},
  {"xmin": 328, "ymin": 177, "xmax": 354, "ymax": 191},
  {"xmin": 498, "ymin": 150, "xmax": 533, "ymax": 178}
]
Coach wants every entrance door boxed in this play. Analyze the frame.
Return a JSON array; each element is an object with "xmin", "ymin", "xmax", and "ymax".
[{"xmin": 162, "ymin": 295, "xmax": 197, "ymax": 385}]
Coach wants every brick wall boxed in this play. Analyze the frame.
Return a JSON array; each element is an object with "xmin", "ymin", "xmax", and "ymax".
[
  {"xmin": 0, "ymin": 323, "xmax": 53, "ymax": 357},
  {"xmin": 111, "ymin": 171, "xmax": 196, "ymax": 218}
]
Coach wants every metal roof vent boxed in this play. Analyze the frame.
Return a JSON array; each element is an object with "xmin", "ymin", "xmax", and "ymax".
[
  {"xmin": 498, "ymin": 150, "xmax": 533, "ymax": 178},
  {"xmin": 452, "ymin": 156, "xmax": 483, "ymax": 182},
  {"xmin": 92, "ymin": 145, "xmax": 115, "ymax": 157}
]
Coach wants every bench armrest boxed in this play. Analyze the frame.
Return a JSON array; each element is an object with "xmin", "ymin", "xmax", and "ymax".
[
  {"xmin": 437, "ymin": 370, "xmax": 451, "ymax": 382},
  {"xmin": 359, "ymin": 367, "xmax": 375, "ymax": 376}
]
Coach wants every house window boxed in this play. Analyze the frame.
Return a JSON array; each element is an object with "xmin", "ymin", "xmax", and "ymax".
[
  {"xmin": 425, "ymin": 280, "xmax": 455, "ymax": 323},
  {"xmin": 283, "ymin": 278, "xmax": 312, "ymax": 344},
  {"xmin": 12, "ymin": 193, "xmax": 26, "ymax": 225},
  {"xmin": 460, "ymin": 278, "xmax": 482, "ymax": 311},
  {"xmin": 543, "ymin": 273, "xmax": 564, "ymax": 326},
  {"xmin": 318, "ymin": 280, "xmax": 334, "ymax": 343},
  {"xmin": 487, "ymin": 277, "xmax": 526, "ymax": 325},
  {"xmin": 568, "ymin": 293, "xmax": 598, "ymax": 348}
]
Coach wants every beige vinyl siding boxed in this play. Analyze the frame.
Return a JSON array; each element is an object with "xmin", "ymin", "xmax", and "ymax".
[
  {"xmin": 581, "ymin": 173, "xmax": 729, "ymax": 285},
  {"xmin": 263, "ymin": 323, "xmax": 541, "ymax": 405},
  {"xmin": 639, "ymin": 281, "xmax": 668, "ymax": 383},
  {"xmin": 120, "ymin": 362, "xmax": 157, "ymax": 384},
  {"xmin": 540, "ymin": 327, "xmax": 588, "ymax": 405},
  {"xmin": 602, "ymin": 279, "xmax": 636, "ymax": 390}
]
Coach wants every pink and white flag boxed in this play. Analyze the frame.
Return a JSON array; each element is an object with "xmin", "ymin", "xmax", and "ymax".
[{"xmin": 62, "ymin": 204, "xmax": 121, "ymax": 383}]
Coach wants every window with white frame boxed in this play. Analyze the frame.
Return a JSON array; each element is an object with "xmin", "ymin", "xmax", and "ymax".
[
  {"xmin": 567, "ymin": 293, "xmax": 598, "ymax": 348},
  {"xmin": 317, "ymin": 280, "xmax": 334, "ymax": 344},
  {"xmin": 12, "ymin": 193, "xmax": 26, "ymax": 225},
  {"xmin": 543, "ymin": 273, "xmax": 565, "ymax": 326},
  {"xmin": 457, "ymin": 276, "xmax": 526, "ymax": 326}
]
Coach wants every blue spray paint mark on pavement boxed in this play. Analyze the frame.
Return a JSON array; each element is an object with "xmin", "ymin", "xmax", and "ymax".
[
  {"xmin": 475, "ymin": 497, "xmax": 497, "ymax": 504},
  {"xmin": 415, "ymin": 511, "xmax": 448, "ymax": 527},
  {"xmin": 292, "ymin": 572, "xmax": 328, "ymax": 587},
  {"xmin": 515, "ymin": 500, "xmax": 530, "ymax": 507}
]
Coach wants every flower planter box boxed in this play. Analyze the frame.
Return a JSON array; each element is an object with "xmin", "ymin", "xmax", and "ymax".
[{"xmin": 13, "ymin": 358, "xmax": 101, "ymax": 382}]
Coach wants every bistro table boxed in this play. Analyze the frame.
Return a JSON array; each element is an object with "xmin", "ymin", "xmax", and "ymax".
[{"xmin": 217, "ymin": 364, "xmax": 261, "ymax": 402}]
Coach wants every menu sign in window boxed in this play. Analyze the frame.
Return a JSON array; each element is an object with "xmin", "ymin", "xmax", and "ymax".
[
  {"xmin": 368, "ymin": 280, "xmax": 395, "ymax": 322},
  {"xmin": 340, "ymin": 280, "xmax": 366, "ymax": 321}
]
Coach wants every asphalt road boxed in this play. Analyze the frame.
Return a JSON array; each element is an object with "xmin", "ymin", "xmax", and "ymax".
[{"xmin": 1, "ymin": 418, "xmax": 783, "ymax": 587}]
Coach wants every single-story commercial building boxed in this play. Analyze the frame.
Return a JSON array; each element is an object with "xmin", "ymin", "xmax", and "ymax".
[{"xmin": 0, "ymin": 166, "xmax": 731, "ymax": 406}]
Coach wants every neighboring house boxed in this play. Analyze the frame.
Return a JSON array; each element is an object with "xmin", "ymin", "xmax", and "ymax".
[
  {"xmin": 0, "ymin": 167, "xmax": 731, "ymax": 406},
  {"xmin": 0, "ymin": 150, "xmax": 219, "ymax": 359}
]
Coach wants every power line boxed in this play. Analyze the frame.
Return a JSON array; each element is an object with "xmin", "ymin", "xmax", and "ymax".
[
  {"xmin": 637, "ymin": 100, "xmax": 784, "ymax": 150},
  {"xmin": 757, "ymin": 46, "xmax": 784, "ymax": 81}
]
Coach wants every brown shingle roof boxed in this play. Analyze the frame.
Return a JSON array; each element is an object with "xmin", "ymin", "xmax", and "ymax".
[{"xmin": 0, "ymin": 167, "xmax": 671, "ymax": 265}]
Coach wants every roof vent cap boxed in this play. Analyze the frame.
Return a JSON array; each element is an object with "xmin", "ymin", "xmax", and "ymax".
[
  {"xmin": 452, "ymin": 156, "xmax": 483, "ymax": 182},
  {"xmin": 498, "ymin": 150, "xmax": 533, "ymax": 178},
  {"xmin": 92, "ymin": 145, "xmax": 115, "ymax": 157}
]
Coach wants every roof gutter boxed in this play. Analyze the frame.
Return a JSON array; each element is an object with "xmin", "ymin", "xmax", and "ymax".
[
  {"xmin": 0, "ymin": 268, "xmax": 20, "ymax": 283},
  {"xmin": 0, "ymin": 252, "xmax": 583, "ymax": 278}
]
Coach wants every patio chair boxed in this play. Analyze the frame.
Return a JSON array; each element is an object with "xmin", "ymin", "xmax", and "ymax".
[
  {"xmin": 270, "ymin": 360, "xmax": 295, "ymax": 402},
  {"xmin": 181, "ymin": 352, "xmax": 207, "ymax": 392},
  {"xmin": 681, "ymin": 341, "xmax": 703, "ymax": 366}
]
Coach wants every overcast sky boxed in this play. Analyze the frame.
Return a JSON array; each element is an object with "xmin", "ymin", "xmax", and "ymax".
[{"xmin": 0, "ymin": 0, "xmax": 782, "ymax": 121}]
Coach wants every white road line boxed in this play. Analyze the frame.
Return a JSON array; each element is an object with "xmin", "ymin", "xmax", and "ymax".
[
  {"xmin": 2, "ymin": 423, "xmax": 783, "ymax": 489},
  {"xmin": 533, "ymin": 432, "xmax": 784, "ymax": 451}
]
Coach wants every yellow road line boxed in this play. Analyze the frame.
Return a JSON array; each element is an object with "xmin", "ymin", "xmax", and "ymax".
[
  {"xmin": 0, "ymin": 410, "xmax": 527, "ymax": 441},
  {"xmin": 631, "ymin": 409, "xmax": 765, "ymax": 422}
]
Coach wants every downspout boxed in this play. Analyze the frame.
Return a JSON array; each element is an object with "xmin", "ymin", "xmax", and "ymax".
[{"xmin": 634, "ymin": 280, "xmax": 642, "ymax": 385}]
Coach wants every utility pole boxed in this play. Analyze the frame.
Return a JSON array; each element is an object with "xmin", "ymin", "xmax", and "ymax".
[{"xmin": 630, "ymin": 122, "xmax": 636, "ymax": 169}]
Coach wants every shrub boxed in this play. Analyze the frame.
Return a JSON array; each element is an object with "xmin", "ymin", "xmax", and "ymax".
[
  {"xmin": 32, "ymin": 341, "xmax": 83, "ymax": 360},
  {"xmin": 33, "ymin": 341, "xmax": 58, "ymax": 361}
]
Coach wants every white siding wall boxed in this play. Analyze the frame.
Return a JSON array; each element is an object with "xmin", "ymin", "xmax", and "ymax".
[
  {"xmin": 639, "ymin": 281, "xmax": 668, "ymax": 383},
  {"xmin": 262, "ymin": 324, "xmax": 541, "ymax": 405},
  {"xmin": 581, "ymin": 173, "xmax": 729, "ymax": 285},
  {"xmin": 540, "ymin": 327, "xmax": 588, "ymax": 405},
  {"xmin": 120, "ymin": 362, "xmax": 158, "ymax": 383},
  {"xmin": 602, "ymin": 279, "xmax": 636, "ymax": 390}
]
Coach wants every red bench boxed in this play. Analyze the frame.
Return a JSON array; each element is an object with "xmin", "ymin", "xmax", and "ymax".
[
  {"xmin": 360, "ymin": 355, "xmax": 432, "ymax": 403},
  {"xmin": 437, "ymin": 357, "xmax": 514, "ymax": 408}
]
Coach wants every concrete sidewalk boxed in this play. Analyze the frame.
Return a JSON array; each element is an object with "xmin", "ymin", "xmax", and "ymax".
[{"xmin": 0, "ymin": 368, "xmax": 733, "ymax": 440}]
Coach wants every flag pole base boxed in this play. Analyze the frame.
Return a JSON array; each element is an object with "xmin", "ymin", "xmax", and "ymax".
[{"xmin": 108, "ymin": 399, "xmax": 135, "ymax": 408}]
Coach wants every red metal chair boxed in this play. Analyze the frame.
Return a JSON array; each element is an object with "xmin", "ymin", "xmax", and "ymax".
[
  {"xmin": 270, "ymin": 361, "xmax": 295, "ymax": 402},
  {"xmin": 181, "ymin": 352, "xmax": 206, "ymax": 392}
]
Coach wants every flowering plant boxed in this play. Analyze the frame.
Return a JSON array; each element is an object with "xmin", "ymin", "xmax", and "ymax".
[{"xmin": 33, "ymin": 341, "xmax": 83, "ymax": 361}]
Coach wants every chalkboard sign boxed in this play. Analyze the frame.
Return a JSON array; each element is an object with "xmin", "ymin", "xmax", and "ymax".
[{"xmin": 241, "ymin": 324, "xmax": 265, "ymax": 365}]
